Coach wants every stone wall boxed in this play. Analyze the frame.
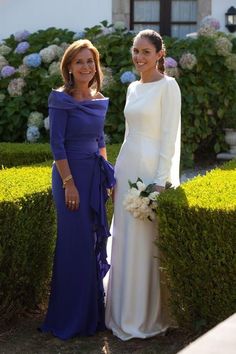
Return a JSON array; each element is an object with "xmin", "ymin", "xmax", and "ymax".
[
  {"xmin": 112, "ymin": 0, "xmax": 130, "ymax": 28},
  {"xmin": 198, "ymin": 0, "xmax": 211, "ymax": 24}
]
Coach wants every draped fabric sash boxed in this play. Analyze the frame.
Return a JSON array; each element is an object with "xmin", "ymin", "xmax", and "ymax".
[{"xmin": 90, "ymin": 153, "xmax": 116, "ymax": 280}]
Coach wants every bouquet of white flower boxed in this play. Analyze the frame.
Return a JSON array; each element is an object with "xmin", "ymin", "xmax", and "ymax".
[{"xmin": 123, "ymin": 177, "xmax": 160, "ymax": 221}]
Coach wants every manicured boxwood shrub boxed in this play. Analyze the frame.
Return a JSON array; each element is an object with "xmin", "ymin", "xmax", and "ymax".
[
  {"xmin": 157, "ymin": 160, "xmax": 236, "ymax": 331},
  {"xmin": 0, "ymin": 142, "xmax": 52, "ymax": 168},
  {"xmin": 0, "ymin": 143, "xmax": 120, "ymax": 320},
  {"xmin": 0, "ymin": 142, "xmax": 121, "ymax": 168},
  {"xmin": 0, "ymin": 165, "xmax": 55, "ymax": 321}
]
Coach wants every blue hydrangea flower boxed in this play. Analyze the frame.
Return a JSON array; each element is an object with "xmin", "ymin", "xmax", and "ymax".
[
  {"xmin": 73, "ymin": 31, "xmax": 85, "ymax": 40},
  {"xmin": 14, "ymin": 30, "xmax": 30, "ymax": 42},
  {"xmin": 120, "ymin": 71, "xmax": 136, "ymax": 84},
  {"xmin": 26, "ymin": 126, "xmax": 40, "ymax": 142},
  {"xmin": 15, "ymin": 41, "xmax": 30, "ymax": 54},
  {"xmin": 23, "ymin": 53, "xmax": 41, "ymax": 68},
  {"xmin": 1, "ymin": 65, "xmax": 16, "ymax": 78}
]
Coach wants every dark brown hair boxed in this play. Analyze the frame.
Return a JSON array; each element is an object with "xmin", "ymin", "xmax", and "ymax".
[
  {"xmin": 60, "ymin": 39, "xmax": 103, "ymax": 94},
  {"xmin": 133, "ymin": 29, "xmax": 166, "ymax": 74}
]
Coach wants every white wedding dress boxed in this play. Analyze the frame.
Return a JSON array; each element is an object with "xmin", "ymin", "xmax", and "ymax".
[{"xmin": 105, "ymin": 75, "xmax": 181, "ymax": 341}]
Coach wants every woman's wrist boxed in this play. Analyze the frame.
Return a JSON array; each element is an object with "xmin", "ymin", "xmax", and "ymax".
[{"xmin": 62, "ymin": 174, "xmax": 73, "ymax": 189}]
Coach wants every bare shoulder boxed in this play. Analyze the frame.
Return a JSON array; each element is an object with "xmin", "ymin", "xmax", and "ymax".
[{"xmin": 94, "ymin": 91, "xmax": 105, "ymax": 99}]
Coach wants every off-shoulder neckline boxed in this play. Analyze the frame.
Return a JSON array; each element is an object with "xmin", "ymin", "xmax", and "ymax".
[{"xmin": 51, "ymin": 89, "xmax": 109, "ymax": 103}]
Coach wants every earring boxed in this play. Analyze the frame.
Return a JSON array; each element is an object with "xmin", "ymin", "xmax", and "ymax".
[{"xmin": 69, "ymin": 71, "xmax": 73, "ymax": 86}]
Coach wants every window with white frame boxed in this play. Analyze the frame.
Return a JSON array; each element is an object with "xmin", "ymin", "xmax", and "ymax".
[{"xmin": 130, "ymin": 0, "xmax": 197, "ymax": 38}]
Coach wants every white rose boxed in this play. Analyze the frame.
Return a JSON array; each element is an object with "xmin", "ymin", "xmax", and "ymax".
[
  {"xmin": 148, "ymin": 191, "xmax": 159, "ymax": 201},
  {"xmin": 130, "ymin": 187, "xmax": 140, "ymax": 197},
  {"xmin": 136, "ymin": 181, "xmax": 146, "ymax": 191}
]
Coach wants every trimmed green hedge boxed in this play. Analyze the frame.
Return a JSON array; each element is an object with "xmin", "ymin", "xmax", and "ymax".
[
  {"xmin": 0, "ymin": 142, "xmax": 52, "ymax": 168},
  {"xmin": 0, "ymin": 142, "xmax": 121, "ymax": 168},
  {"xmin": 157, "ymin": 160, "xmax": 236, "ymax": 331},
  {"xmin": 0, "ymin": 143, "xmax": 120, "ymax": 320},
  {"xmin": 0, "ymin": 165, "xmax": 55, "ymax": 321}
]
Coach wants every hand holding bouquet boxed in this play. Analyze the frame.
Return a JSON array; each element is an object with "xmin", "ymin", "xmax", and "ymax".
[{"xmin": 123, "ymin": 177, "xmax": 170, "ymax": 221}]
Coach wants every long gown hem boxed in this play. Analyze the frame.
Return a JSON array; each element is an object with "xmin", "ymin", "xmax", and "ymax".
[
  {"xmin": 38, "ymin": 324, "xmax": 106, "ymax": 341},
  {"xmin": 109, "ymin": 325, "xmax": 169, "ymax": 341}
]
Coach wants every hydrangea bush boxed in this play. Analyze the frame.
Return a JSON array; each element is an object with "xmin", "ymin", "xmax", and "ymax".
[
  {"xmin": 0, "ymin": 21, "xmax": 236, "ymax": 166},
  {"xmin": 0, "ymin": 27, "xmax": 74, "ymax": 142}
]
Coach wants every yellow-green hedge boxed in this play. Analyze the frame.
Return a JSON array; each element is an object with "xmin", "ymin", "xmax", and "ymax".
[
  {"xmin": 0, "ymin": 165, "xmax": 55, "ymax": 321},
  {"xmin": 0, "ymin": 142, "xmax": 120, "ymax": 168},
  {"xmin": 0, "ymin": 143, "xmax": 121, "ymax": 320},
  {"xmin": 157, "ymin": 160, "xmax": 236, "ymax": 331}
]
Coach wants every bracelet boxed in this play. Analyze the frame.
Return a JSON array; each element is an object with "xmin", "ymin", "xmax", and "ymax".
[{"xmin": 62, "ymin": 174, "xmax": 73, "ymax": 188}]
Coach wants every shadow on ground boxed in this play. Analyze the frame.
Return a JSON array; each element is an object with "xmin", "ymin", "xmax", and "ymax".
[{"xmin": 0, "ymin": 313, "xmax": 197, "ymax": 354}]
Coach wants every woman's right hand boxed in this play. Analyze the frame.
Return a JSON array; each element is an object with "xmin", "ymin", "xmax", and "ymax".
[{"xmin": 64, "ymin": 181, "xmax": 80, "ymax": 211}]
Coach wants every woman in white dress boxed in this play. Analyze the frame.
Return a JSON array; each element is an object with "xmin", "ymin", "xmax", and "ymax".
[{"xmin": 105, "ymin": 29, "xmax": 181, "ymax": 340}]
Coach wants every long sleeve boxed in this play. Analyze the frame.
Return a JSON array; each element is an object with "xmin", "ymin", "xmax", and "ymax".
[
  {"xmin": 123, "ymin": 84, "xmax": 132, "ymax": 141},
  {"xmin": 98, "ymin": 132, "xmax": 105, "ymax": 148},
  {"xmin": 49, "ymin": 107, "xmax": 68, "ymax": 160},
  {"xmin": 153, "ymin": 79, "xmax": 181, "ymax": 187}
]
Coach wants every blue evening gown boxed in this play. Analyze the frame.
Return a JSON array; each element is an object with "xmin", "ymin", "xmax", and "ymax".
[{"xmin": 40, "ymin": 90, "xmax": 115, "ymax": 340}]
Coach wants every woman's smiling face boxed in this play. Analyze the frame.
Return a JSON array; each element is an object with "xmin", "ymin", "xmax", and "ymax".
[
  {"xmin": 131, "ymin": 37, "xmax": 161, "ymax": 75},
  {"xmin": 69, "ymin": 48, "xmax": 96, "ymax": 85}
]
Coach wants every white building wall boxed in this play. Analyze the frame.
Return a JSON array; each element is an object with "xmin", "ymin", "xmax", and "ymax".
[
  {"xmin": 211, "ymin": 0, "xmax": 236, "ymax": 33},
  {"xmin": 0, "ymin": 0, "xmax": 112, "ymax": 40}
]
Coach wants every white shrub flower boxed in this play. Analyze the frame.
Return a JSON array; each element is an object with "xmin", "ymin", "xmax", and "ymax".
[
  {"xmin": 0, "ymin": 55, "xmax": 8, "ymax": 70},
  {"xmin": 0, "ymin": 44, "xmax": 12, "ymax": 56},
  {"xmin": 40, "ymin": 47, "xmax": 57, "ymax": 64},
  {"xmin": 225, "ymin": 54, "xmax": 236, "ymax": 71},
  {"xmin": 198, "ymin": 25, "xmax": 216, "ymax": 37},
  {"xmin": 179, "ymin": 53, "xmax": 197, "ymax": 70},
  {"xmin": 215, "ymin": 37, "xmax": 233, "ymax": 56},
  {"xmin": 27, "ymin": 111, "xmax": 44, "ymax": 128},
  {"xmin": 7, "ymin": 78, "xmax": 26, "ymax": 96},
  {"xmin": 44, "ymin": 116, "xmax": 50, "ymax": 130},
  {"xmin": 114, "ymin": 21, "xmax": 126, "ymax": 31},
  {"xmin": 48, "ymin": 61, "xmax": 60, "ymax": 76},
  {"xmin": 165, "ymin": 67, "xmax": 180, "ymax": 78},
  {"xmin": 17, "ymin": 64, "xmax": 30, "ymax": 77}
]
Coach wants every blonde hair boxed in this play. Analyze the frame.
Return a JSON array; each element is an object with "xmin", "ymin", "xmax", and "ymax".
[{"xmin": 60, "ymin": 39, "xmax": 103, "ymax": 94}]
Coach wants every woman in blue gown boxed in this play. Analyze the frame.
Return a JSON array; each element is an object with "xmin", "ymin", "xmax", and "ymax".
[{"xmin": 40, "ymin": 39, "xmax": 115, "ymax": 340}]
